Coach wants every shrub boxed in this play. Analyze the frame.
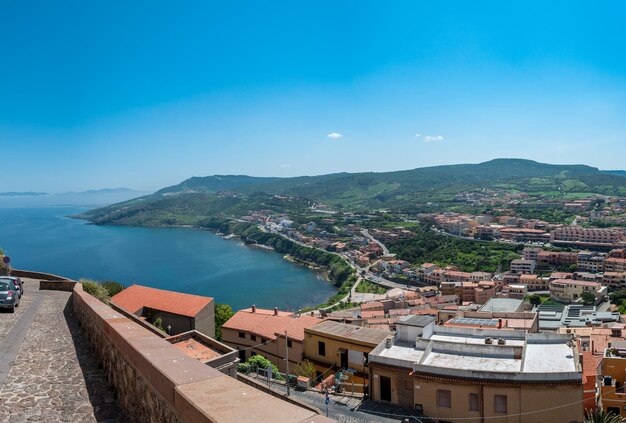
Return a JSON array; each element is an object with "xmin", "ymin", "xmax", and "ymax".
[
  {"xmin": 246, "ymin": 354, "xmax": 284, "ymax": 380},
  {"xmin": 101, "ymin": 281, "xmax": 125, "ymax": 297},
  {"xmin": 80, "ymin": 279, "xmax": 111, "ymax": 303}
]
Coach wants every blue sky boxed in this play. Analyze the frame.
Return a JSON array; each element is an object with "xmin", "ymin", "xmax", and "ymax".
[{"xmin": 1, "ymin": 1, "xmax": 626, "ymax": 192}]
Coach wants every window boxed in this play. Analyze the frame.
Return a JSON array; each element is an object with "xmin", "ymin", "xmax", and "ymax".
[
  {"xmin": 404, "ymin": 380, "xmax": 413, "ymax": 391},
  {"xmin": 238, "ymin": 332, "xmax": 246, "ymax": 339},
  {"xmin": 318, "ymin": 341, "xmax": 326, "ymax": 356},
  {"xmin": 469, "ymin": 393, "xmax": 479, "ymax": 411},
  {"xmin": 251, "ymin": 335, "xmax": 256, "ymax": 342},
  {"xmin": 287, "ymin": 339, "xmax": 293, "ymax": 348},
  {"xmin": 437, "ymin": 389, "xmax": 451, "ymax": 408},
  {"xmin": 494, "ymin": 395, "xmax": 507, "ymax": 414}
]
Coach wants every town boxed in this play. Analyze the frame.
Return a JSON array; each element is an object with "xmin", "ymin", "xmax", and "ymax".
[{"xmin": 4, "ymin": 192, "xmax": 626, "ymax": 422}]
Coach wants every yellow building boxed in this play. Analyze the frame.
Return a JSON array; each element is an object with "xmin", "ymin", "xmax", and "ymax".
[{"xmin": 303, "ymin": 320, "xmax": 390, "ymax": 390}]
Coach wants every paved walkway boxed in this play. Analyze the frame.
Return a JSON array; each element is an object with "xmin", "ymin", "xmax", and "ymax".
[
  {"xmin": 0, "ymin": 278, "xmax": 126, "ymax": 422},
  {"xmin": 248, "ymin": 374, "xmax": 429, "ymax": 423}
]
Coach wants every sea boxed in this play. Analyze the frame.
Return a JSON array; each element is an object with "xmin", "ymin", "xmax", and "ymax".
[{"xmin": 0, "ymin": 207, "xmax": 335, "ymax": 311}]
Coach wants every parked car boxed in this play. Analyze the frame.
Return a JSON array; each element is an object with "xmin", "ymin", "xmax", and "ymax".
[
  {"xmin": 0, "ymin": 279, "xmax": 21, "ymax": 312},
  {"xmin": 0, "ymin": 276, "xmax": 23, "ymax": 297}
]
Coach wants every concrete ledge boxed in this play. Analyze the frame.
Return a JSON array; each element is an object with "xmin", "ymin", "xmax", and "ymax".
[
  {"xmin": 39, "ymin": 279, "xmax": 78, "ymax": 291},
  {"xmin": 12, "ymin": 269, "xmax": 72, "ymax": 281}
]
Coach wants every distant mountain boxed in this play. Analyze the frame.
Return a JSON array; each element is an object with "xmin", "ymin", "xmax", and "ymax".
[
  {"xmin": 603, "ymin": 170, "xmax": 626, "ymax": 178},
  {"xmin": 0, "ymin": 188, "xmax": 151, "ymax": 208},
  {"xmin": 80, "ymin": 159, "xmax": 626, "ymax": 227},
  {"xmin": 0, "ymin": 192, "xmax": 47, "ymax": 197}
]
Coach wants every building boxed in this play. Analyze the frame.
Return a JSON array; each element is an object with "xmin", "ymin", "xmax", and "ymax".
[
  {"xmin": 537, "ymin": 304, "xmax": 620, "ymax": 332},
  {"xmin": 603, "ymin": 272, "xmax": 626, "ymax": 290},
  {"xmin": 522, "ymin": 247, "xmax": 543, "ymax": 262},
  {"xmin": 500, "ymin": 284, "xmax": 528, "ymax": 299},
  {"xmin": 510, "ymin": 259, "xmax": 537, "ymax": 275},
  {"xmin": 166, "ymin": 330, "xmax": 239, "ymax": 377},
  {"xmin": 518, "ymin": 274, "xmax": 549, "ymax": 291},
  {"xmin": 499, "ymin": 227, "xmax": 550, "ymax": 243},
  {"xmin": 549, "ymin": 279, "xmax": 603, "ymax": 304},
  {"xmin": 303, "ymin": 320, "xmax": 390, "ymax": 390},
  {"xmin": 440, "ymin": 281, "xmax": 496, "ymax": 304},
  {"xmin": 599, "ymin": 341, "xmax": 626, "ymax": 418},
  {"xmin": 577, "ymin": 251, "xmax": 607, "ymax": 273},
  {"xmin": 478, "ymin": 297, "xmax": 525, "ymax": 313},
  {"xmin": 605, "ymin": 257, "xmax": 626, "ymax": 273},
  {"xmin": 221, "ymin": 306, "xmax": 321, "ymax": 372},
  {"xmin": 368, "ymin": 324, "xmax": 583, "ymax": 422},
  {"xmin": 551, "ymin": 227, "xmax": 624, "ymax": 248},
  {"xmin": 111, "ymin": 284, "xmax": 215, "ymax": 337},
  {"xmin": 536, "ymin": 251, "xmax": 578, "ymax": 268}
]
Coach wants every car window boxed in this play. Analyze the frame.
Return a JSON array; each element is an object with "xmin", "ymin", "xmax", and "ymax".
[{"xmin": 0, "ymin": 282, "xmax": 9, "ymax": 290}]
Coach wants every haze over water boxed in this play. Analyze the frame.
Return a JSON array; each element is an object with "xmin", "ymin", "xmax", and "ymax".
[{"xmin": 0, "ymin": 207, "xmax": 335, "ymax": 311}]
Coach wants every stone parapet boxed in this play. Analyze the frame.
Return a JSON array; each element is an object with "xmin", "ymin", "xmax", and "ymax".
[{"xmin": 42, "ymin": 280, "xmax": 331, "ymax": 423}]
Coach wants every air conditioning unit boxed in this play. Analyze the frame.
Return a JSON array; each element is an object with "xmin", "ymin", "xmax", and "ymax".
[
  {"xmin": 497, "ymin": 338, "xmax": 506, "ymax": 345},
  {"xmin": 485, "ymin": 337, "xmax": 493, "ymax": 344}
]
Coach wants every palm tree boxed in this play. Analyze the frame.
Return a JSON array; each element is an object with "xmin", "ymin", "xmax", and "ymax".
[{"xmin": 585, "ymin": 409, "xmax": 626, "ymax": 423}]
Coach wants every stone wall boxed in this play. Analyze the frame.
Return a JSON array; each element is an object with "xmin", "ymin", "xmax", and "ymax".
[
  {"xmin": 60, "ymin": 282, "xmax": 329, "ymax": 423},
  {"xmin": 12, "ymin": 269, "xmax": 72, "ymax": 281}
]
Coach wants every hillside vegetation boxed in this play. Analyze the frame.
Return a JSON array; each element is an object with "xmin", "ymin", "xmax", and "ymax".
[{"xmin": 79, "ymin": 159, "xmax": 626, "ymax": 226}]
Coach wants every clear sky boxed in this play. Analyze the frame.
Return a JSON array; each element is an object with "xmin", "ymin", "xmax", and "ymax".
[{"xmin": 1, "ymin": 1, "xmax": 625, "ymax": 192}]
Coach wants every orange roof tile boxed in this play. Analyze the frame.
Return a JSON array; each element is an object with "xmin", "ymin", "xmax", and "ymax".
[
  {"xmin": 222, "ymin": 308, "xmax": 321, "ymax": 342},
  {"xmin": 111, "ymin": 284, "xmax": 213, "ymax": 318}
]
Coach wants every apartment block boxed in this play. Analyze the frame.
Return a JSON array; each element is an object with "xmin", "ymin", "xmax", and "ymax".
[
  {"xmin": 551, "ymin": 226, "xmax": 623, "ymax": 248},
  {"xmin": 510, "ymin": 259, "xmax": 537, "ymax": 275},
  {"xmin": 368, "ymin": 324, "xmax": 583, "ymax": 423},
  {"xmin": 549, "ymin": 279, "xmax": 602, "ymax": 304},
  {"xmin": 605, "ymin": 257, "xmax": 626, "ymax": 273}
]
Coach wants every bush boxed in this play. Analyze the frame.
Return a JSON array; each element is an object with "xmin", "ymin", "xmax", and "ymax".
[
  {"xmin": 246, "ymin": 354, "xmax": 284, "ymax": 381},
  {"xmin": 80, "ymin": 279, "xmax": 111, "ymax": 303},
  {"xmin": 101, "ymin": 281, "xmax": 125, "ymax": 297}
]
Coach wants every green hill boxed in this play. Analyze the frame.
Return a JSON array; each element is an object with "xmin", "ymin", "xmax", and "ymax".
[{"xmin": 80, "ymin": 159, "xmax": 626, "ymax": 226}]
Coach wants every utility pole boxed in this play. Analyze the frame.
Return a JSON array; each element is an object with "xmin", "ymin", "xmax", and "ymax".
[{"xmin": 285, "ymin": 330, "xmax": 290, "ymax": 396}]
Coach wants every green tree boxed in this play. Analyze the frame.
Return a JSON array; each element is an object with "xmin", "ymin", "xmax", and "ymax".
[
  {"xmin": 610, "ymin": 290, "xmax": 626, "ymax": 305},
  {"xmin": 215, "ymin": 303, "xmax": 234, "ymax": 341},
  {"xmin": 529, "ymin": 294, "xmax": 542, "ymax": 307},
  {"xmin": 245, "ymin": 354, "xmax": 283, "ymax": 380},
  {"xmin": 581, "ymin": 291, "xmax": 596, "ymax": 305},
  {"xmin": 292, "ymin": 359, "xmax": 315, "ymax": 380}
]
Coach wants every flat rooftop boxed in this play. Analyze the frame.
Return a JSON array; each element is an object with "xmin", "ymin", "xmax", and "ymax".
[
  {"xmin": 171, "ymin": 338, "xmax": 222, "ymax": 362},
  {"xmin": 479, "ymin": 298, "xmax": 524, "ymax": 313},
  {"xmin": 369, "ymin": 326, "xmax": 580, "ymax": 382}
]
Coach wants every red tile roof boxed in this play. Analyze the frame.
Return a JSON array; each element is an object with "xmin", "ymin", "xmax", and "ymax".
[
  {"xmin": 111, "ymin": 284, "xmax": 213, "ymax": 318},
  {"xmin": 222, "ymin": 308, "xmax": 321, "ymax": 342}
]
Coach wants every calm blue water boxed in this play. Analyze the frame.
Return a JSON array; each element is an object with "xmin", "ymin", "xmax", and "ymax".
[{"xmin": 0, "ymin": 207, "xmax": 335, "ymax": 311}]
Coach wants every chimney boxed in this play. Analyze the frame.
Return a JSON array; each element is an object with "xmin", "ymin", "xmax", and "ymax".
[
  {"xmin": 385, "ymin": 337, "xmax": 393, "ymax": 349},
  {"xmin": 310, "ymin": 311, "xmax": 315, "ymax": 317},
  {"xmin": 498, "ymin": 319, "xmax": 503, "ymax": 329},
  {"xmin": 251, "ymin": 305, "xmax": 256, "ymax": 313},
  {"xmin": 274, "ymin": 307, "xmax": 278, "ymax": 316}
]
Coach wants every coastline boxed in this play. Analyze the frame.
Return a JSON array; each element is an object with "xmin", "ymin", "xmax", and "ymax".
[{"xmin": 76, "ymin": 215, "xmax": 356, "ymax": 310}]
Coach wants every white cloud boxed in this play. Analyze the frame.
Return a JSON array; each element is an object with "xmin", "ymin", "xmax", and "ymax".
[
  {"xmin": 327, "ymin": 132, "xmax": 343, "ymax": 139},
  {"xmin": 279, "ymin": 164, "xmax": 292, "ymax": 168},
  {"xmin": 415, "ymin": 133, "xmax": 421, "ymax": 138},
  {"xmin": 424, "ymin": 135, "xmax": 444, "ymax": 142}
]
